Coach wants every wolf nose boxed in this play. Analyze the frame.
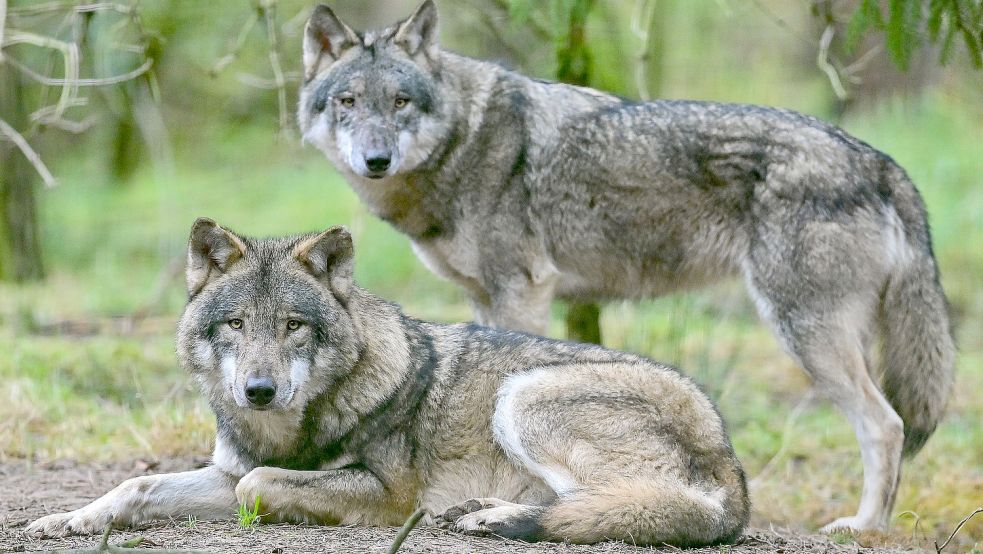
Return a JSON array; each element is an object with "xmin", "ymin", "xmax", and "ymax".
[
  {"xmin": 364, "ymin": 154, "xmax": 391, "ymax": 173},
  {"xmin": 245, "ymin": 376, "xmax": 276, "ymax": 407}
]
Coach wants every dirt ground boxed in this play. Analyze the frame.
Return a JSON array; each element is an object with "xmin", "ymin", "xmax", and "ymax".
[{"xmin": 0, "ymin": 459, "xmax": 924, "ymax": 554}]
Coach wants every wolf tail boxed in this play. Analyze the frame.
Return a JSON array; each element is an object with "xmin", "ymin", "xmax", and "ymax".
[
  {"xmin": 879, "ymin": 166, "xmax": 956, "ymax": 457},
  {"xmin": 539, "ymin": 472, "xmax": 749, "ymax": 547}
]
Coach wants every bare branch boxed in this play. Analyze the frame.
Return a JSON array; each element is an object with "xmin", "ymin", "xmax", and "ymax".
[
  {"xmin": 935, "ymin": 507, "xmax": 983, "ymax": 553},
  {"xmin": 7, "ymin": 2, "xmax": 132, "ymax": 16},
  {"xmin": 472, "ymin": 5, "xmax": 527, "ymax": 65},
  {"xmin": 3, "ymin": 28, "xmax": 81, "ymax": 123},
  {"xmin": 631, "ymin": 0, "xmax": 657, "ymax": 101},
  {"xmin": 209, "ymin": 10, "xmax": 259, "ymax": 77},
  {"xmin": 0, "ymin": 0, "xmax": 8, "ymax": 64},
  {"xmin": 235, "ymin": 71, "xmax": 301, "ymax": 89},
  {"xmin": 2, "ymin": 0, "xmax": 159, "ymax": 188},
  {"xmin": 42, "ymin": 114, "xmax": 98, "ymax": 134},
  {"xmin": 6, "ymin": 55, "xmax": 152, "ymax": 86},
  {"xmin": 483, "ymin": 0, "xmax": 552, "ymax": 41},
  {"xmin": 817, "ymin": 25, "xmax": 849, "ymax": 100},
  {"xmin": 0, "ymin": 117, "xmax": 57, "ymax": 187},
  {"xmin": 260, "ymin": 0, "xmax": 289, "ymax": 136}
]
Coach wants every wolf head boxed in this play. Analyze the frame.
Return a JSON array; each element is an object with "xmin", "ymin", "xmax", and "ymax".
[
  {"xmin": 177, "ymin": 218, "xmax": 362, "ymax": 413},
  {"xmin": 297, "ymin": 1, "xmax": 450, "ymax": 179}
]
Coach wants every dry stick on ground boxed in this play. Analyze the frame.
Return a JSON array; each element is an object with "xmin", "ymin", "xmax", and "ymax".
[
  {"xmin": 387, "ymin": 508, "xmax": 429, "ymax": 554},
  {"xmin": 935, "ymin": 507, "xmax": 983, "ymax": 553}
]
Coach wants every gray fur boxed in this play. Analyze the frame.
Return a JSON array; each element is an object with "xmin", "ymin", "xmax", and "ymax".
[
  {"xmin": 297, "ymin": 2, "xmax": 956, "ymax": 532},
  {"xmin": 27, "ymin": 220, "xmax": 749, "ymax": 547}
]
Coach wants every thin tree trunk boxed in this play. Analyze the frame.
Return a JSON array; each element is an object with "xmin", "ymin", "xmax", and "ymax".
[
  {"xmin": 555, "ymin": 0, "xmax": 602, "ymax": 345},
  {"xmin": 0, "ymin": 62, "xmax": 45, "ymax": 282}
]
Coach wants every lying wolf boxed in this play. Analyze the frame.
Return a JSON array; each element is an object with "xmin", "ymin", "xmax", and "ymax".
[
  {"xmin": 26, "ymin": 218, "xmax": 749, "ymax": 547},
  {"xmin": 296, "ymin": 1, "xmax": 955, "ymax": 531}
]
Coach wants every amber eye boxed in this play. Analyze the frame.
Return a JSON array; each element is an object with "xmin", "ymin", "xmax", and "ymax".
[
  {"xmin": 228, "ymin": 319, "xmax": 243, "ymax": 330},
  {"xmin": 286, "ymin": 320, "xmax": 302, "ymax": 331},
  {"xmin": 339, "ymin": 97, "xmax": 355, "ymax": 108},
  {"xmin": 394, "ymin": 97, "xmax": 409, "ymax": 109}
]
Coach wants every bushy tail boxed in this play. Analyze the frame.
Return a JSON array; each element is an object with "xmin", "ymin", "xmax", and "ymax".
[
  {"xmin": 877, "ymin": 164, "xmax": 956, "ymax": 458},
  {"xmin": 538, "ymin": 474, "xmax": 749, "ymax": 547},
  {"xmin": 880, "ymin": 246, "xmax": 955, "ymax": 457}
]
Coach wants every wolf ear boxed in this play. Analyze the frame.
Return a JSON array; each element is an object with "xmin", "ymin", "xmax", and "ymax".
[
  {"xmin": 293, "ymin": 226, "xmax": 354, "ymax": 303},
  {"xmin": 394, "ymin": 0, "xmax": 438, "ymax": 59},
  {"xmin": 304, "ymin": 4, "xmax": 360, "ymax": 76},
  {"xmin": 186, "ymin": 218, "xmax": 247, "ymax": 297}
]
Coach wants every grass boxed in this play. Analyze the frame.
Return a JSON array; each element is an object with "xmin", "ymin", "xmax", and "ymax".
[
  {"xmin": 236, "ymin": 496, "xmax": 263, "ymax": 529},
  {"xmin": 1, "ymin": 5, "xmax": 981, "ymax": 551}
]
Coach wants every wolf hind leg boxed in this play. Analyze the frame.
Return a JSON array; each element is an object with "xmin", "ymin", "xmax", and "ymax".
[
  {"xmin": 809, "ymin": 333, "xmax": 904, "ymax": 532},
  {"xmin": 745, "ymin": 283, "xmax": 903, "ymax": 531},
  {"xmin": 487, "ymin": 364, "xmax": 748, "ymax": 546}
]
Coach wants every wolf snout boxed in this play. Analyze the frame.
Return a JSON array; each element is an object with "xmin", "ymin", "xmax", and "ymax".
[
  {"xmin": 244, "ymin": 376, "xmax": 277, "ymax": 407},
  {"xmin": 364, "ymin": 151, "xmax": 392, "ymax": 175}
]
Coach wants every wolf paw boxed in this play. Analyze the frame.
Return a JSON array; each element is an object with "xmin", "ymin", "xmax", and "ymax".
[
  {"xmin": 25, "ymin": 509, "xmax": 112, "ymax": 538},
  {"xmin": 821, "ymin": 515, "xmax": 883, "ymax": 533},
  {"xmin": 436, "ymin": 499, "xmax": 543, "ymax": 541},
  {"xmin": 435, "ymin": 498, "xmax": 498, "ymax": 526}
]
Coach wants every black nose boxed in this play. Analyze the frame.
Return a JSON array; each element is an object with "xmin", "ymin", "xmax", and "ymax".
[
  {"xmin": 365, "ymin": 154, "xmax": 391, "ymax": 173},
  {"xmin": 244, "ymin": 376, "xmax": 276, "ymax": 406}
]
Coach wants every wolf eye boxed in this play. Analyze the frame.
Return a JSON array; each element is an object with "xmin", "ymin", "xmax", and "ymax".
[
  {"xmin": 394, "ymin": 97, "xmax": 409, "ymax": 109},
  {"xmin": 338, "ymin": 97, "xmax": 355, "ymax": 108},
  {"xmin": 286, "ymin": 320, "xmax": 303, "ymax": 331},
  {"xmin": 228, "ymin": 319, "xmax": 243, "ymax": 330},
  {"xmin": 313, "ymin": 97, "xmax": 327, "ymax": 113}
]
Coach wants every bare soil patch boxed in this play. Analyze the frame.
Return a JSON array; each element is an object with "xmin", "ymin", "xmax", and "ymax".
[{"xmin": 0, "ymin": 459, "xmax": 923, "ymax": 553}]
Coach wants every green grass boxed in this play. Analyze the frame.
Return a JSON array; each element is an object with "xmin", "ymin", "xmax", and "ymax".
[{"xmin": 236, "ymin": 496, "xmax": 263, "ymax": 529}]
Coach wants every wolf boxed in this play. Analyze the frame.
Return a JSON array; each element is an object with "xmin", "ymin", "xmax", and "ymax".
[
  {"xmin": 26, "ymin": 218, "xmax": 749, "ymax": 547},
  {"xmin": 296, "ymin": 1, "xmax": 956, "ymax": 532}
]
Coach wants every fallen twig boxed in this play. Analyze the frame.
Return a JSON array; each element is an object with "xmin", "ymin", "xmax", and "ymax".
[
  {"xmin": 935, "ymin": 507, "xmax": 983, "ymax": 553},
  {"xmin": 387, "ymin": 508, "xmax": 428, "ymax": 554}
]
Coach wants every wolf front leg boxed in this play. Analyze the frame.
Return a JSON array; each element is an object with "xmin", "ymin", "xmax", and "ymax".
[
  {"xmin": 471, "ymin": 260, "xmax": 559, "ymax": 336},
  {"xmin": 26, "ymin": 466, "xmax": 238, "ymax": 537},
  {"xmin": 234, "ymin": 466, "xmax": 409, "ymax": 525}
]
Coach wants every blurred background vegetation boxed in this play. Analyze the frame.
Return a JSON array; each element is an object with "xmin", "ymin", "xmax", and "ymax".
[{"xmin": 1, "ymin": 0, "xmax": 981, "ymax": 550}]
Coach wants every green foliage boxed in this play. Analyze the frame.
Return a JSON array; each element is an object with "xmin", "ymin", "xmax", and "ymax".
[
  {"xmin": 236, "ymin": 495, "xmax": 262, "ymax": 528},
  {"xmin": 845, "ymin": 0, "xmax": 983, "ymax": 69},
  {"xmin": 504, "ymin": 0, "xmax": 596, "ymax": 84}
]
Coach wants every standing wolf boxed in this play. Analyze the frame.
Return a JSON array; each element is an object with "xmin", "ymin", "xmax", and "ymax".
[
  {"xmin": 27, "ymin": 219, "xmax": 749, "ymax": 547},
  {"xmin": 296, "ymin": 1, "xmax": 955, "ymax": 532}
]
